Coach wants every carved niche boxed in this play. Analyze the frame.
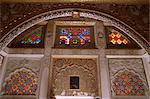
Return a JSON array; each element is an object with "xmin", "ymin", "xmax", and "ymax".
[{"xmin": 50, "ymin": 58, "xmax": 99, "ymax": 96}]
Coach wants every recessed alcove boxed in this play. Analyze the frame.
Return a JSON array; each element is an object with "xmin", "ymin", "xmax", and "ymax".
[{"xmin": 49, "ymin": 55, "xmax": 100, "ymax": 98}]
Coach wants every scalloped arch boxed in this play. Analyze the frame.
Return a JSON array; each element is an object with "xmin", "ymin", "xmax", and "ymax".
[
  {"xmin": 2, "ymin": 68, "xmax": 38, "ymax": 95},
  {"xmin": 0, "ymin": 8, "xmax": 149, "ymax": 52}
]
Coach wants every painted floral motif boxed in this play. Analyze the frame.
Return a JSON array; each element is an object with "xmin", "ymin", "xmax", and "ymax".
[
  {"xmin": 3, "ymin": 68, "xmax": 37, "ymax": 95},
  {"xmin": 112, "ymin": 70, "xmax": 145, "ymax": 96}
]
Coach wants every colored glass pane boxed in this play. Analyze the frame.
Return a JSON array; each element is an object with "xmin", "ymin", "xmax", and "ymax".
[
  {"xmin": 108, "ymin": 30, "xmax": 128, "ymax": 45},
  {"xmin": 112, "ymin": 70, "xmax": 145, "ymax": 96},
  {"xmin": 20, "ymin": 28, "xmax": 42, "ymax": 44},
  {"xmin": 3, "ymin": 68, "xmax": 37, "ymax": 95},
  {"xmin": 59, "ymin": 27, "xmax": 91, "ymax": 45}
]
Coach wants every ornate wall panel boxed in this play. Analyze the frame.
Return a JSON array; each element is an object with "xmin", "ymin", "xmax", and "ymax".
[
  {"xmin": 50, "ymin": 58, "xmax": 99, "ymax": 96},
  {"xmin": 1, "ymin": 57, "xmax": 41, "ymax": 95},
  {"xmin": 2, "ymin": 68, "xmax": 38, "ymax": 95},
  {"xmin": 108, "ymin": 58, "xmax": 148, "ymax": 96}
]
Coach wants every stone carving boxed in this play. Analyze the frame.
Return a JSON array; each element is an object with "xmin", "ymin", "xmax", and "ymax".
[
  {"xmin": 0, "ymin": 8, "xmax": 149, "ymax": 53},
  {"xmin": 50, "ymin": 58, "xmax": 98, "ymax": 96}
]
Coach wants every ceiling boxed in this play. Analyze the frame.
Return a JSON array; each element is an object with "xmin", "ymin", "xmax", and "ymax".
[{"xmin": 1, "ymin": 0, "xmax": 148, "ymax": 4}]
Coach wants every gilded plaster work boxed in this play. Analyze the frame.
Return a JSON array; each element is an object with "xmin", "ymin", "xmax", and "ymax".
[
  {"xmin": 51, "ymin": 58, "xmax": 99, "ymax": 96},
  {"xmin": 108, "ymin": 58, "xmax": 148, "ymax": 96}
]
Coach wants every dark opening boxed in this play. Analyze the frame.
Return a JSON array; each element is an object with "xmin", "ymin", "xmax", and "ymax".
[{"xmin": 70, "ymin": 76, "xmax": 79, "ymax": 89}]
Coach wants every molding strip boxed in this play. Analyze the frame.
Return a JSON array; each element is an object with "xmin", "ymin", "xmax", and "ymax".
[
  {"xmin": 7, "ymin": 54, "xmax": 44, "ymax": 58},
  {"xmin": 106, "ymin": 53, "xmax": 149, "ymax": 58}
]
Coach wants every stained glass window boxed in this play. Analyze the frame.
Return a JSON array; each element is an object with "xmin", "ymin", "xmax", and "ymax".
[
  {"xmin": 106, "ymin": 27, "xmax": 141, "ymax": 49},
  {"xmin": 3, "ymin": 68, "xmax": 38, "ymax": 95},
  {"xmin": 112, "ymin": 70, "xmax": 145, "ymax": 96},
  {"xmin": 108, "ymin": 29, "xmax": 128, "ymax": 45},
  {"xmin": 55, "ymin": 26, "xmax": 95, "ymax": 48},
  {"xmin": 8, "ymin": 26, "xmax": 45, "ymax": 48},
  {"xmin": 20, "ymin": 27, "xmax": 43, "ymax": 45}
]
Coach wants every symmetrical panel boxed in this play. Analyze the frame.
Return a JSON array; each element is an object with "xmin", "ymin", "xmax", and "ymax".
[
  {"xmin": 54, "ymin": 26, "xmax": 95, "ymax": 49},
  {"xmin": 50, "ymin": 58, "xmax": 98, "ymax": 96},
  {"xmin": 109, "ymin": 58, "xmax": 148, "ymax": 96},
  {"xmin": 2, "ymin": 68, "xmax": 38, "ymax": 95}
]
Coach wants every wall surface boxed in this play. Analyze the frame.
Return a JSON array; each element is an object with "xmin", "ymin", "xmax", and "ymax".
[{"xmin": 0, "ymin": 19, "xmax": 149, "ymax": 99}]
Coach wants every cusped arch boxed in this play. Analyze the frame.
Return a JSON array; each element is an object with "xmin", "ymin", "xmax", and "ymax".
[
  {"xmin": 0, "ymin": 8, "xmax": 149, "ymax": 52},
  {"xmin": 2, "ymin": 68, "xmax": 38, "ymax": 95}
]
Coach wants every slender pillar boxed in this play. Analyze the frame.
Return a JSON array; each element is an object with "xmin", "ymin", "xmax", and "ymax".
[
  {"xmin": 39, "ymin": 67, "xmax": 49, "ymax": 99},
  {"xmin": 99, "ymin": 51, "xmax": 111, "ymax": 99},
  {"xmin": 0, "ymin": 56, "xmax": 8, "ymax": 94},
  {"xmin": 142, "ymin": 53, "xmax": 150, "ymax": 97}
]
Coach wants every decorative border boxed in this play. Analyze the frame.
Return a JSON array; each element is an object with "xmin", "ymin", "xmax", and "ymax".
[
  {"xmin": 0, "ymin": 9, "xmax": 149, "ymax": 52},
  {"xmin": 54, "ymin": 21, "xmax": 96, "ymax": 26}
]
